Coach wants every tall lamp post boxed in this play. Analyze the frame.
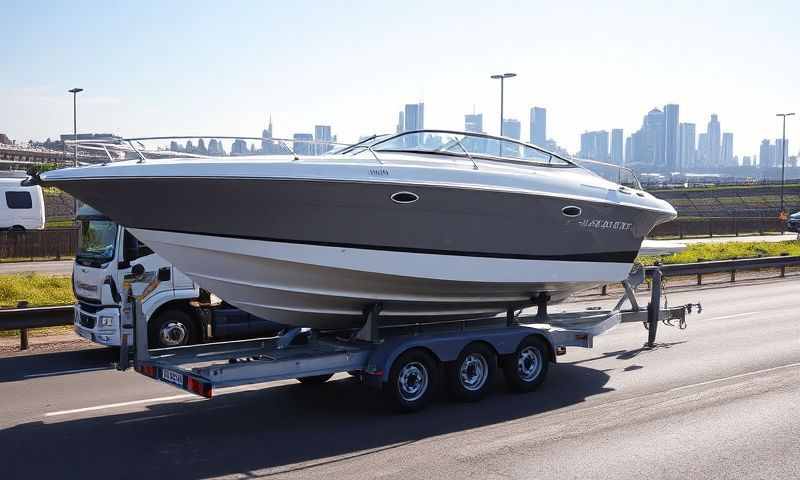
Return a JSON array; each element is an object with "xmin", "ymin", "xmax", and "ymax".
[
  {"xmin": 490, "ymin": 73, "xmax": 516, "ymax": 136},
  {"xmin": 776, "ymin": 112, "xmax": 795, "ymax": 215},
  {"xmin": 68, "ymin": 88, "xmax": 83, "ymax": 167}
]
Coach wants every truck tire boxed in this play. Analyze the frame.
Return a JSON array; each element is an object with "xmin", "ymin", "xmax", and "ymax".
[
  {"xmin": 297, "ymin": 374, "xmax": 334, "ymax": 385},
  {"xmin": 448, "ymin": 342, "xmax": 497, "ymax": 402},
  {"xmin": 384, "ymin": 349, "xmax": 438, "ymax": 413},
  {"xmin": 148, "ymin": 309, "xmax": 198, "ymax": 348},
  {"xmin": 503, "ymin": 336, "xmax": 549, "ymax": 393}
]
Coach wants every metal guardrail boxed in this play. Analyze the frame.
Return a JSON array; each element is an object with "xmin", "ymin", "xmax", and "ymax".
[
  {"xmin": 0, "ymin": 304, "xmax": 73, "ymax": 350},
  {"xmin": 645, "ymin": 255, "xmax": 800, "ymax": 285},
  {"xmin": 1, "ymin": 255, "xmax": 799, "ymax": 352}
]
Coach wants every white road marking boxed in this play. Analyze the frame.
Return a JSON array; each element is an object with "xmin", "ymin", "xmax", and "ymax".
[
  {"xmin": 43, "ymin": 381, "xmax": 296, "ymax": 417},
  {"xmin": 25, "ymin": 367, "xmax": 111, "ymax": 378},
  {"xmin": 665, "ymin": 362, "xmax": 800, "ymax": 393},
  {"xmin": 44, "ymin": 394, "xmax": 193, "ymax": 417},
  {"xmin": 700, "ymin": 311, "xmax": 759, "ymax": 321}
]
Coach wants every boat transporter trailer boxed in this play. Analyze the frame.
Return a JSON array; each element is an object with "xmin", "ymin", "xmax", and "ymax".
[{"xmin": 118, "ymin": 265, "xmax": 700, "ymax": 412}]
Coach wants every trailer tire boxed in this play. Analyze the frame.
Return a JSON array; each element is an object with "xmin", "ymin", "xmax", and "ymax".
[
  {"xmin": 448, "ymin": 342, "xmax": 496, "ymax": 402},
  {"xmin": 148, "ymin": 309, "xmax": 198, "ymax": 348},
  {"xmin": 503, "ymin": 336, "xmax": 549, "ymax": 393},
  {"xmin": 297, "ymin": 374, "xmax": 334, "ymax": 385},
  {"xmin": 10, "ymin": 225, "xmax": 25, "ymax": 232},
  {"xmin": 385, "ymin": 349, "xmax": 438, "ymax": 413}
]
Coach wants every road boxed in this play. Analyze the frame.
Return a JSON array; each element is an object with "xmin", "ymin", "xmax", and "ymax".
[
  {"xmin": 0, "ymin": 277, "xmax": 798, "ymax": 479},
  {"xmin": 0, "ymin": 260, "xmax": 72, "ymax": 275}
]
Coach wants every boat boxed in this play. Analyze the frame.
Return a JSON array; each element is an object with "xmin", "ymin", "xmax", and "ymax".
[{"xmin": 39, "ymin": 130, "xmax": 677, "ymax": 329}]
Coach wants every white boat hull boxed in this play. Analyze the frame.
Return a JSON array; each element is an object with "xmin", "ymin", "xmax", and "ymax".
[{"xmin": 130, "ymin": 228, "xmax": 633, "ymax": 329}]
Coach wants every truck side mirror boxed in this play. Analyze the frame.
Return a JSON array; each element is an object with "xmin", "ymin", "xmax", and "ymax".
[{"xmin": 131, "ymin": 263, "xmax": 145, "ymax": 277}]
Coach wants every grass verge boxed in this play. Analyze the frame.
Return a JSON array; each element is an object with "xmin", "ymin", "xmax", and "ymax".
[
  {"xmin": 0, "ymin": 273, "xmax": 74, "ymax": 308},
  {"xmin": 0, "ymin": 273, "xmax": 75, "ymax": 338},
  {"xmin": 638, "ymin": 240, "xmax": 800, "ymax": 266}
]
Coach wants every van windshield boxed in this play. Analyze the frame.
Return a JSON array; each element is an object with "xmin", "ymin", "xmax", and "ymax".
[{"xmin": 78, "ymin": 219, "xmax": 118, "ymax": 265}]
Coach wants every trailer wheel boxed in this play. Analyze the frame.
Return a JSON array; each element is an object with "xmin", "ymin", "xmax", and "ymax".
[
  {"xmin": 503, "ymin": 336, "xmax": 549, "ymax": 393},
  {"xmin": 448, "ymin": 343, "xmax": 496, "ymax": 402},
  {"xmin": 10, "ymin": 225, "xmax": 25, "ymax": 232},
  {"xmin": 297, "ymin": 374, "xmax": 334, "ymax": 385},
  {"xmin": 148, "ymin": 309, "xmax": 198, "ymax": 348},
  {"xmin": 385, "ymin": 349, "xmax": 437, "ymax": 413}
]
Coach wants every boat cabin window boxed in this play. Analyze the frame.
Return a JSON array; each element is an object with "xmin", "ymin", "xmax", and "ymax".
[{"xmin": 5, "ymin": 191, "xmax": 32, "ymax": 209}]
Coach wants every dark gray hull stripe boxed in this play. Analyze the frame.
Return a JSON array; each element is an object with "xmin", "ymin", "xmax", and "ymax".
[{"xmin": 145, "ymin": 228, "xmax": 639, "ymax": 263}]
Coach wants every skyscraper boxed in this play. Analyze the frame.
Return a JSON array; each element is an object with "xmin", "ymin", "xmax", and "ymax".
[
  {"xmin": 697, "ymin": 133, "xmax": 709, "ymax": 166},
  {"xmin": 664, "ymin": 104, "xmax": 679, "ymax": 170},
  {"xmin": 707, "ymin": 114, "xmax": 721, "ymax": 166},
  {"xmin": 502, "ymin": 118, "xmax": 521, "ymax": 140},
  {"xmin": 678, "ymin": 122, "xmax": 696, "ymax": 170},
  {"xmin": 261, "ymin": 116, "xmax": 279, "ymax": 154},
  {"xmin": 530, "ymin": 107, "xmax": 546, "ymax": 146},
  {"xmin": 776, "ymin": 138, "xmax": 790, "ymax": 169},
  {"xmin": 501, "ymin": 118, "xmax": 521, "ymax": 157},
  {"xmin": 314, "ymin": 125, "xmax": 333, "ymax": 155},
  {"xmin": 402, "ymin": 102, "xmax": 424, "ymax": 147},
  {"xmin": 293, "ymin": 133, "xmax": 314, "ymax": 156},
  {"xmin": 721, "ymin": 132, "xmax": 734, "ymax": 166},
  {"xmin": 643, "ymin": 108, "xmax": 666, "ymax": 166},
  {"xmin": 611, "ymin": 129, "xmax": 623, "ymax": 165},
  {"xmin": 579, "ymin": 130, "xmax": 609, "ymax": 161},
  {"xmin": 464, "ymin": 113, "xmax": 483, "ymax": 133},
  {"xmin": 759, "ymin": 139, "xmax": 772, "ymax": 169}
]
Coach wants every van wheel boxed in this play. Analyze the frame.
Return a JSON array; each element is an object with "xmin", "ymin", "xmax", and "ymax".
[
  {"xmin": 384, "ymin": 349, "xmax": 438, "ymax": 413},
  {"xmin": 148, "ymin": 310, "xmax": 198, "ymax": 348},
  {"xmin": 503, "ymin": 336, "xmax": 550, "ymax": 393},
  {"xmin": 448, "ymin": 343, "xmax": 497, "ymax": 402}
]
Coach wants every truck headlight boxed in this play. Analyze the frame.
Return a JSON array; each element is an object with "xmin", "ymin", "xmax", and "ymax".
[{"xmin": 100, "ymin": 316, "xmax": 114, "ymax": 327}]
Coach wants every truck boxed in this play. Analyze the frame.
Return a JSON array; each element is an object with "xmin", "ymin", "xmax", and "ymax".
[
  {"xmin": 0, "ymin": 171, "xmax": 45, "ymax": 231},
  {"xmin": 73, "ymin": 204, "xmax": 283, "ymax": 348},
  {"xmin": 118, "ymin": 262, "xmax": 699, "ymax": 412}
]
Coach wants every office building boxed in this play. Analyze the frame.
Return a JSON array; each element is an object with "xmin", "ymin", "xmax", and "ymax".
[
  {"xmin": 664, "ymin": 104, "xmax": 679, "ymax": 170},
  {"xmin": 314, "ymin": 125, "xmax": 333, "ymax": 155},
  {"xmin": 529, "ymin": 107, "xmax": 546, "ymax": 146},
  {"xmin": 678, "ymin": 122, "xmax": 696, "ymax": 170},
  {"xmin": 611, "ymin": 128, "xmax": 623, "ymax": 165},
  {"xmin": 707, "ymin": 114, "xmax": 721, "ymax": 166},
  {"xmin": 721, "ymin": 132, "xmax": 734, "ymax": 166},
  {"xmin": 579, "ymin": 130, "xmax": 609, "ymax": 161}
]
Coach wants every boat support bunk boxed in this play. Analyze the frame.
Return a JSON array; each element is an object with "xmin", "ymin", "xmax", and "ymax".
[{"xmin": 117, "ymin": 264, "xmax": 700, "ymax": 412}]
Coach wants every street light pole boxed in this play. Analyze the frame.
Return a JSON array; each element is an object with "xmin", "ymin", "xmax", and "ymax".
[
  {"xmin": 490, "ymin": 73, "xmax": 516, "ymax": 136},
  {"xmin": 776, "ymin": 112, "xmax": 795, "ymax": 215},
  {"xmin": 68, "ymin": 88, "xmax": 84, "ymax": 167}
]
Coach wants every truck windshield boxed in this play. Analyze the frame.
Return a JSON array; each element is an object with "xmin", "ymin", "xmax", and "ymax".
[{"xmin": 78, "ymin": 219, "xmax": 118, "ymax": 265}]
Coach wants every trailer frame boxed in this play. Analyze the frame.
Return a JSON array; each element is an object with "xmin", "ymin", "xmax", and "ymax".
[{"xmin": 118, "ymin": 264, "xmax": 698, "ymax": 410}]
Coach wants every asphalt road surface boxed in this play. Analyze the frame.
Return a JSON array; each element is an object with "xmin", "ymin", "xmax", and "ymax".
[
  {"xmin": 0, "ymin": 277, "xmax": 798, "ymax": 479},
  {"xmin": 0, "ymin": 260, "xmax": 73, "ymax": 275}
]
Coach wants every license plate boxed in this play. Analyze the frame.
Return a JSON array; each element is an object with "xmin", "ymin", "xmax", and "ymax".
[{"xmin": 161, "ymin": 369, "xmax": 184, "ymax": 386}]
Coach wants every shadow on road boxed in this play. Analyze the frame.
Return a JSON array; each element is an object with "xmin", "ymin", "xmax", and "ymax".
[
  {"xmin": 0, "ymin": 346, "xmax": 116, "ymax": 382},
  {"xmin": 2, "ymin": 363, "xmax": 611, "ymax": 479}
]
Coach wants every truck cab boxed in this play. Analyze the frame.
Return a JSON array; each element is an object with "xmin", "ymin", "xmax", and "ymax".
[{"xmin": 73, "ymin": 204, "xmax": 282, "ymax": 348}]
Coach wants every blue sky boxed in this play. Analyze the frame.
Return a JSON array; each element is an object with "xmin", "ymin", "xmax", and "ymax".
[{"xmin": 1, "ymin": 0, "xmax": 798, "ymax": 157}]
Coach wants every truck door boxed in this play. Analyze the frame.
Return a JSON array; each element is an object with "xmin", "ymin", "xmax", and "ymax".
[{"xmin": 118, "ymin": 229, "xmax": 175, "ymax": 296}]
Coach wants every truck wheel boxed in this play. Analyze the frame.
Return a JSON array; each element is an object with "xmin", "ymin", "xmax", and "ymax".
[
  {"xmin": 448, "ymin": 343, "xmax": 497, "ymax": 402},
  {"xmin": 297, "ymin": 374, "xmax": 334, "ymax": 385},
  {"xmin": 503, "ymin": 336, "xmax": 550, "ymax": 393},
  {"xmin": 384, "ymin": 349, "xmax": 438, "ymax": 413},
  {"xmin": 149, "ymin": 309, "xmax": 198, "ymax": 348}
]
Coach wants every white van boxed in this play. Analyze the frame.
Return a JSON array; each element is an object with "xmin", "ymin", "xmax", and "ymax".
[{"xmin": 0, "ymin": 176, "xmax": 45, "ymax": 231}]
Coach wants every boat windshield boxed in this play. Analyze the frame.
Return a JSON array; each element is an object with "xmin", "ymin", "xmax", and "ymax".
[{"xmin": 359, "ymin": 130, "xmax": 575, "ymax": 168}]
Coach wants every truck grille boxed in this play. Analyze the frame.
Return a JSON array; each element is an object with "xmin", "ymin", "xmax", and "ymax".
[{"xmin": 79, "ymin": 313, "xmax": 96, "ymax": 329}]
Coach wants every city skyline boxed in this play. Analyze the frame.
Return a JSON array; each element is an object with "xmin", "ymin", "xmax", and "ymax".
[{"xmin": 1, "ymin": 1, "xmax": 797, "ymax": 160}]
